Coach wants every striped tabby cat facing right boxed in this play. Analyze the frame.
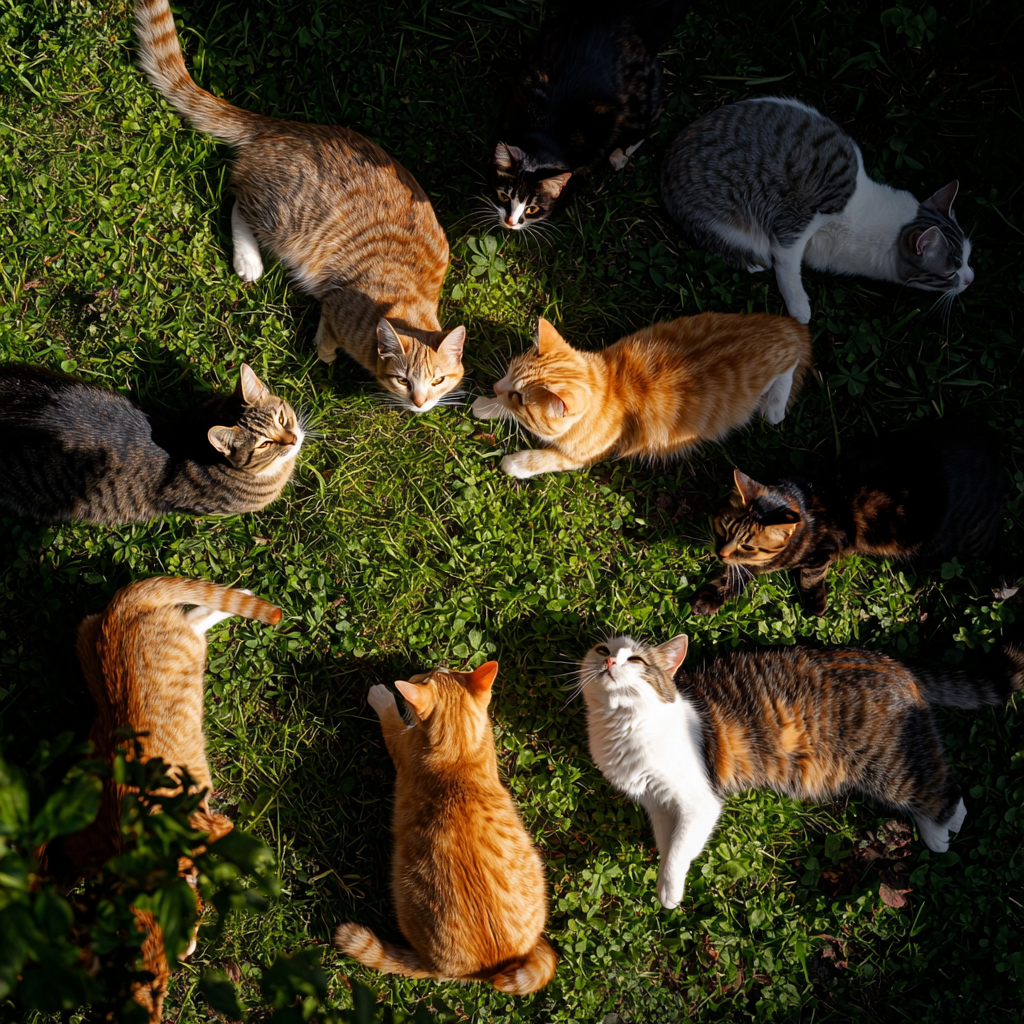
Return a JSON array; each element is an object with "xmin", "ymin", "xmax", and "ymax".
[
  {"xmin": 135, "ymin": 0, "xmax": 466, "ymax": 412},
  {"xmin": 661, "ymin": 98, "xmax": 974, "ymax": 324},
  {"xmin": 580, "ymin": 634, "xmax": 1023, "ymax": 908}
]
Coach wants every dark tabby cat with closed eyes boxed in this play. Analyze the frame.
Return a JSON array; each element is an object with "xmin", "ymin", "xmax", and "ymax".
[
  {"xmin": 661, "ymin": 97, "xmax": 973, "ymax": 323},
  {"xmin": 692, "ymin": 419, "xmax": 1005, "ymax": 617},
  {"xmin": 0, "ymin": 363, "xmax": 302, "ymax": 524},
  {"xmin": 580, "ymin": 633, "xmax": 1024, "ymax": 907},
  {"xmin": 490, "ymin": 0, "xmax": 686, "ymax": 231}
]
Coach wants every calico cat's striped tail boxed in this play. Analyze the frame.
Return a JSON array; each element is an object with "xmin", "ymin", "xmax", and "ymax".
[
  {"xmin": 135, "ymin": 0, "xmax": 262, "ymax": 147},
  {"xmin": 914, "ymin": 642, "xmax": 1024, "ymax": 708},
  {"xmin": 103, "ymin": 577, "xmax": 282, "ymax": 625},
  {"xmin": 489, "ymin": 937, "xmax": 558, "ymax": 995},
  {"xmin": 333, "ymin": 924, "xmax": 435, "ymax": 979}
]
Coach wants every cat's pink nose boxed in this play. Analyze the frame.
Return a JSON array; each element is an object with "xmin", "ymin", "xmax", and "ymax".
[
  {"xmin": 605, "ymin": 657, "xmax": 615, "ymax": 671},
  {"xmin": 506, "ymin": 215, "xmax": 516, "ymax": 227},
  {"xmin": 494, "ymin": 380, "xmax": 508, "ymax": 396},
  {"xmin": 962, "ymin": 268, "xmax": 974, "ymax": 286}
]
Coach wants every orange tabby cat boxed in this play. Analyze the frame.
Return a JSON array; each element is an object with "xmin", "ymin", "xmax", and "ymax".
[
  {"xmin": 135, "ymin": 0, "xmax": 465, "ymax": 413},
  {"xmin": 472, "ymin": 314, "xmax": 812, "ymax": 477},
  {"xmin": 66, "ymin": 577, "xmax": 282, "ymax": 1022},
  {"xmin": 334, "ymin": 662, "xmax": 557, "ymax": 994}
]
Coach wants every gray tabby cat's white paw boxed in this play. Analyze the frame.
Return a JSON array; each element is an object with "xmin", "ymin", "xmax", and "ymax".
[
  {"xmin": 233, "ymin": 245, "xmax": 264, "ymax": 284},
  {"xmin": 367, "ymin": 684, "xmax": 397, "ymax": 717},
  {"xmin": 472, "ymin": 395, "xmax": 504, "ymax": 419}
]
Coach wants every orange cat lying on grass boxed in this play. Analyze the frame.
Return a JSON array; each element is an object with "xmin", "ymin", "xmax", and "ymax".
[
  {"xmin": 472, "ymin": 314, "xmax": 812, "ymax": 477},
  {"xmin": 334, "ymin": 661, "xmax": 556, "ymax": 994}
]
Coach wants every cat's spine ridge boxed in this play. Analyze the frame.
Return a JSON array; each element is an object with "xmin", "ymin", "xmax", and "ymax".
[
  {"xmin": 104, "ymin": 577, "xmax": 282, "ymax": 625},
  {"xmin": 134, "ymin": 0, "xmax": 261, "ymax": 147},
  {"xmin": 913, "ymin": 642, "xmax": 1024, "ymax": 708},
  {"xmin": 490, "ymin": 937, "xmax": 558, "ymax": 995},
  {"xmin": 333, "ymin": 924, "xmax": 434, "ymax": 979}
]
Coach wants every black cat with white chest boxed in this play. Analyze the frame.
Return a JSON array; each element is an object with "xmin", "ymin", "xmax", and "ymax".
[{"xmin": 489, "ymin": 0, "xmax": 686, "ymax": 231}]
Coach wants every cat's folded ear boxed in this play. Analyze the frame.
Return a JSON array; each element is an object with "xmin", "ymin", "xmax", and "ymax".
[
  {"xmin": 924, "ymin": 180, "xmax": 959, "ymax": 217},
  {"xmin": 377, "ymin": 319, "xmax": 408, "ymax": 361},
  {"xmin": 208, "ymin": 425, "xmax": 239, "ymax": 456},
  {"xmin": 465, "ymin": 660, "xmax": 499, "ymax": 696},
  {"xmin": 538, "ymin": 172, "xmax": 571, "ymax": 198},
  {"xmin": 733, "ymin": 469, "xmax": 766, "ymax": 504},
  {"xmin": 652, "ymin": 634, "xmax": 689, "ymax": 675},
  {"xmin": 238, "ymin": 364, "xmax": 269, "ymax": 404},
  {"xmin": 395, "ymin": 679, "xmax": 436, "ymax": 721},
  {"xmin": 435, "ymin": 325, "xmax": 466, "ymax": 361},
  {"xmin": 494, "ymin": 142, "xmax": 525, "ymax": 172}
]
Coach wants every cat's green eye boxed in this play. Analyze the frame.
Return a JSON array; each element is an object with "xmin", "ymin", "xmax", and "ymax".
[
  {"xmin": 496, "ymin": 190, "xmax": 510, "ymax": 202},
  {"xmin": 596, "ymin": 645, "xmax": 610, "ymax": 657},
  {"xmin": 525, "ymin": 205, "xmax": 540, "ymax": 215},
  {"xmin": 431, "ymin": 377, "xmax": 446, "ymax": 386}
]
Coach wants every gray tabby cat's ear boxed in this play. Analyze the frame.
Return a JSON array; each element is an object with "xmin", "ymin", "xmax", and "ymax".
[
  {"xmin": 652, "ymin": 634, "xmax": 689, "ymax": 674},
  {"xmin": 208, "ymin": 425, "xmax": 239, "ymax": 456},
  {"xmin": 436, "ymin": 325, "xmax": 466, "ymax": 361},
  {"xmin": 915, "ymin": 225, "xmax": 949, "ymax": 270},
  {"xmin": 924, "ymin": 180, "xmax": 959, "ymax": 217},
  {"xmin": 494, "ymin": 142, "xmax": 524, "ymax": 171},
  {"xmin": 538, "ymin": 172, "xmax": 571, "ymax": 198},
  {"xmin": 733, "ymin": 469, "xmax": 766, "ymax": 504},
  {"xmin": 377, "ymin": 319, "xmax": 407, "ymax": 362},
  {"xmin": 238, "ymin": 364, "xmax": 269, "ymax": 404}
]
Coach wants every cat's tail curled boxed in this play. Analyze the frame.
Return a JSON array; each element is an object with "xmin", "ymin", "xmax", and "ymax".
[
  {"xmin": 913, "ymin": 642, "xmax": 1024, "ymax": 708},
  {"xmin": 333, "ymin": 923, "xmax": 434, "ymax": 979},
  {"xmin": 134, "ymin": 0, "xmax": 262, "ymax": 147},
  {"xmin": 99, "ymin": 577, "xmax": 282, "ymax": 625},
  {"xmin": 488, "ymin": 937, "xmax": 558, "ymax": 995}
]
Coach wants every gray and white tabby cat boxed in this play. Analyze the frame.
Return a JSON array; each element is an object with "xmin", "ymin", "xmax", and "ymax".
[{"xmin": 661, "ymin": 97, "xmax": 974, "ymax": 323}]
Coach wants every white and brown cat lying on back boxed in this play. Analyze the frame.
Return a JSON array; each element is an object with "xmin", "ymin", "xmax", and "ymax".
[{"xmin": 473, "ymin": 315, "xmax": 812, "ymax": 477}]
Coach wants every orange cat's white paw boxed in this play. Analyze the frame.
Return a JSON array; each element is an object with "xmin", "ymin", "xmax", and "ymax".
[
  {"xmin": 501, "ymin": 451, "xmax": 545, "ymax": 478},
  {"xmin": 367, "ymin": 684, "xmax": 396, "ymax": 716},
  {"xmin": 472, "ymin": 395, "xmax": 504, "ymax": 419}
]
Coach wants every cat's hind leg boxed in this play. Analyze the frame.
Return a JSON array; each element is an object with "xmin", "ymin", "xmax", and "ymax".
[
  {"xmin": 758, "ymin": 362, "xmax": 798, "ymax": 425},
  {"xmin": 915, "ymin": 798, "xmax": 967, "ymax": 853},
  {"xmin": 231, "ymin": 201, "xmax": 264, "ymax": 284}
]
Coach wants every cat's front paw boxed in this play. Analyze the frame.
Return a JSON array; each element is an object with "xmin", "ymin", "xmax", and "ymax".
[
  {"xmin": 690, "ymin": 586, "xmax": 725, "ymax": 616},
  {"xmin": 608, "ymin": 147, "xmax": 629, "ymax": 171},
  {"xmin": 788, "ymin": 297, "xmax": 812, "ymax": 324},
  {"xmin": 367, "ymin": 684, "xmax": 397, "ymax": 716},
  {"xmin": 500, "ymin": 451, "xmax": 545, "ymax": 478},
  {"xmin": 800, "ymin": 587, "xmax": 828, "ymax": 617},
  {"xmin": 233, "ymin": 246, "xmax": 264, "ymax": 284},
  {"xmin": 657, "ymin": 873, "xmax": 684, "ymax": 910},
  {"xmin": 471, "ymin": 395, "xmax": 504, "ymax": 419}
]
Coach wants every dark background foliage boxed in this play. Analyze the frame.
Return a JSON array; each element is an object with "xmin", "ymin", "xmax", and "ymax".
[{"xmin": 0, "ymin": 0, "xmax": 1021, "ymax": 1020}]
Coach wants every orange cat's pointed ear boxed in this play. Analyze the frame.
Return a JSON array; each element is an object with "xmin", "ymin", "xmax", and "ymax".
[
  {"xmin": 377, "ymin": 319, "xmax": 408, "ymax": 361},
  {"xmin": 538, "ymin": 172, "xmax": 571, "ymax": 198},
  {"xmin": 535, "ymin": 317, "xmax": 569, "ymax": 356},
  {"xmin": 537, "ymin": 386, "xmax": 571, "ymax": 418},
  {"xmin": 436, "ymin": 325, "xmax": 466, "ymax": 360},
  {"xmin": 395, "ymin": 679, "xmax": 436, "ymax": 721},
  {"xmin": 238, "ymin": 364, "xmax": 269, "ymax": 404},
  {"xmin": 733, "ymin": 470, "xmax": 765, "ymax": 504},
  {"xmin": 208, "ymin": 425, "xmax": 238, "ymax": 456},
  {"xmin": 653, "ymin": 634, "xmax": 689, "ymax": 675},
  {"xmin": 465, "ymin": 660, "xmax": 499, "ymax": 696}
]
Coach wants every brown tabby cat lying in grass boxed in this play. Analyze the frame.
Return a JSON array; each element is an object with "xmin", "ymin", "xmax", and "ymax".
[
  {"xmin": 472, "ymin": 315, "xmax": 811, "ymax": 477},
  {"xmin": 334, "ymin": 661, "xmax": 557, "ymax": 994},
  {"xmin": 63, "ymin": 577, "xmax": 282, "ymax": 1023},
  {"xmin": 135, "ymin": 0, "xmax": 466, "ymax": 413}
]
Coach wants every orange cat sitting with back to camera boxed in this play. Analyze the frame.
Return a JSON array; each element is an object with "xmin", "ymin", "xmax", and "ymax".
[{"xmin": 472, "ymin": 315, "xmax": 812, "ymax": 478}]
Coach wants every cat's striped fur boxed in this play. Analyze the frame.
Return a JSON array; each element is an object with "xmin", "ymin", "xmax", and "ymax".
[
  {"xmin": 580, "ymin": 635, "xmax": 1024, "ymax": 908},
  {"xmin": 0, "ymin": 363, "xmax": 301, "ymax": 524},
  {"xmin": 64, "ymin": 577, "xmax": 281, "ymax": 1023},
  {"xmin": 472, "ymin": 314, "xmax": 811, "ymax": 477},
  {"xmin": 134, "ymin": 0, "xmax": 465, "ymax": 412},
  {"xmin": 693, "ymin": 419, "xmax": 1006, "ymax": 616},
  {"xmin": 661, "ymin": 97, "xmax": 973, "ymax": 324},
  {"xmin": 334, "ymin": 663, "xmax": 556, "ymax": 994}
]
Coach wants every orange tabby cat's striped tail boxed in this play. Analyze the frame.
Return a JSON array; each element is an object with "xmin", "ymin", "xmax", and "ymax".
[
  {"xmin": 489, "ymin": 937, "xmax": 558, "ymax": 995},
  {"xmin": 105, "ymin": 577, "xmax": 282, "ymax": 625},
  {"xmin": 134, "ymin": 0, "xmax": 262, "ymax": 147},
  {"xmin": 333, "ymin": 923, "xmax": 434, "ymax": 979}
]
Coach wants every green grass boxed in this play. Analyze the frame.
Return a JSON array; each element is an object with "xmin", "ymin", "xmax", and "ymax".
[{"xmin": 2, "ymin": 0, "xmax": 1023, "ymax": 1020}]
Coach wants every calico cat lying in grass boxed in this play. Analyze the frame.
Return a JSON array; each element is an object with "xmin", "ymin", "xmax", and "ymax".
[
  {"xmin": 661, "ymin": 97, "xmax": 973, "ymax": 324},
  {"xmin": 579, "ymin": 633, "xmax": 1024, "ymax": 909},
  {"xmin": 692, "ymin": 419, "xmax": 1007, "ymax": 616},
  {"xmin": 135, "ymin": 0, "xmax": 466, "ymax": 412},
  {"xmin": 0, "ymin": 363, "xmax": 302, "ymax": 524},
  {"xmin": 473, "ymin": 314, "xmax": 811, "ymax": 478},
  {"xmin": 490, "ymin": 0, "xmax": 686, "ymax": 231}
]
